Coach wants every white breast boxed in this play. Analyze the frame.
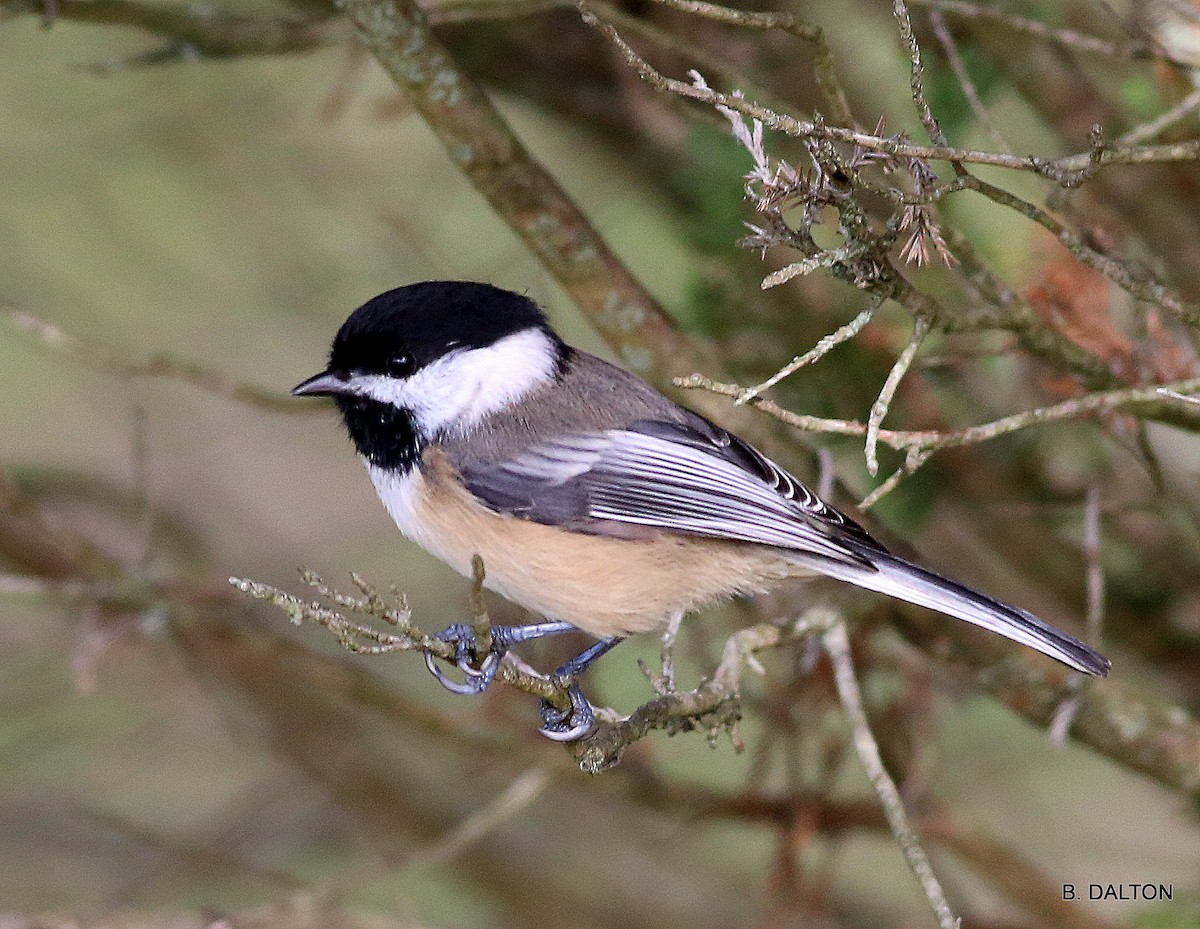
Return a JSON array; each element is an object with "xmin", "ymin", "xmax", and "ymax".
[{"xmin": 365, "ymin": 462, "xmax": 474, "ymax": 578}]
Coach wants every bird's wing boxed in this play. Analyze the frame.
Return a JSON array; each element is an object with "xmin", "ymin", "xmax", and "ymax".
[
  {"xmin": 454, "ymin": 416, "xmax": 1111, "ymax": 677},
  {"xmin": 457, "ymin": 417, "xmax": 882, "ymax": 570}
]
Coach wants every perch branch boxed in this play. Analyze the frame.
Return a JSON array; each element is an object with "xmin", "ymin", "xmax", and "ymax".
[{"xmin": 228, "ymin": 568, "xmax": 843, "ymax": 771}]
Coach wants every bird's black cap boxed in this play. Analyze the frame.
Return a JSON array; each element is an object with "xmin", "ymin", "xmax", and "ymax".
[{"xmin": 326, "ymin": 281, "xmax": 555, "ymax": 378}]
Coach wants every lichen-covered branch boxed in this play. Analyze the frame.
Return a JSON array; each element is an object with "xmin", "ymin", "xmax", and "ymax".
[
  {"xmin": 908, "ymin": 0, "xmax": 1200, "ymax": 69},
  {"xmin": 678, "ymin": 373, "xmax": 1200, "ymax": 468},
  {"xmin": 228, "ymin": 568, "xmax": 841, "ymax": 772},
  {"xmin": 577, "ymin": 7, "xmax": 1200, "ymax": 175},
  {"xmin": 229, "ymin": 570, "xmax": 569, "ymax": 708}
]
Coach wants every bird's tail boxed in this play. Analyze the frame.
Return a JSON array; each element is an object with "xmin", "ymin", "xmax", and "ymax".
[{"xmin": 805, "ymin": 548, "xmax": 1111, "ymax": 676}]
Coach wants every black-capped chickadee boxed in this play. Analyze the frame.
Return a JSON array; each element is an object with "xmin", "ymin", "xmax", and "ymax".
[{"xmin": 294, "ymin": 281, "xmax": 1110, "ymax": 740}]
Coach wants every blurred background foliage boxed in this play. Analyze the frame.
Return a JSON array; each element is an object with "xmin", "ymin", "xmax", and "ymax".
[{"xmin": 3, "ymin": 0, "xmax": 1200, "ymax": 926}]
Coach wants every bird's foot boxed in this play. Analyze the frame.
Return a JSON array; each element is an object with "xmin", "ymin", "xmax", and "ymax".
[
  {"xmin": 538, "ymin": 680, "xmax": 596, "ymax": 742},
  {"xmin": 423, "ymin": 623, "xmax": 501, "ymax": 695},
  {"xmin": 423, "ymin": 623, "xmax": 620, "ymax": 742},
  {"xmin": 423, "ymin": 620, "xmax": 579, "ymax": 697}
]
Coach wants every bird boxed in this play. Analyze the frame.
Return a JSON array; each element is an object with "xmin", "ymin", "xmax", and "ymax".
[{"xmin": 292, "ymin": 280, "xmax": 1110, "ymax": 740}]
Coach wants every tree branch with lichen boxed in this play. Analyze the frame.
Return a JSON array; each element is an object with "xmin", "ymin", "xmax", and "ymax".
[{"xmin": 227, "ymin": 561, "xmax": 847, "ymax": 773}]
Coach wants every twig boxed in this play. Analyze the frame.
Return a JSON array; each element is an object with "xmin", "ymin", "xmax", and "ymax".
[
  {"xmin": 659, "ymin": 610, "xmax": 685, "ymax": 694},
  {"xmin": 229, "ymin": 571, "xmax": 569, "ymax": 706},
  {"xmin": 866, "ymin": 314, "xmax": 932, "ymax": 476},
  {"xmin": 816, "ymin": 446, "xmax": 835, "ymax": 500},
  {"xmin": 426, "ymin": 0, "xmax": 573, "ymax": 23},
  {"xmin": 738, "ymin": 295, "xmax": 882, "ymax": 404},
  {"xmin": 644, "ymin": 0, "xmax": 853, "ymax": 125},
  {"xmin": 1115, "ymin": 85, "xmax": 1200, "ymax": 147},
  {"xmin": 823, "ymin": 620, "xmax": 958, "ymax": 929},
  {"xmin": 1157, "ymin": 385, "xmax": 1200, "ymax": 405},
  {"xmin": 5, "ymin": 304, "xmax": 304, "ymax": 414},
  {"xmin": 958, "ymin": 175, "xmax": 1199, "ymax": 325},
  {"xmin": 928, "ymin": 8, "xmax": 1011, "ymax": 153},
  {"xmin": 893, "ymin": 0, "xmax": 953, "ymax": 152},
  {"xmin": 908, "ymin": 0, "xmax": 1197, "ymax": 69},
  {"xmin": 1084, "ymin": 485, "xmax": 1105, "ymax": 648},
  {"xmin": 0, "ymin": 573, "xmax": 106, "ymax": 597},
  {"xmin": 861, "ymin": 447, "xmax": 933, "ymax": 510},
  {"xmin": 1049, "ymin": 486, "xmax": 1107, "ymax": 747},
  {"xmin": 407, "ymin": 767, "xmax": 552, "ymax": 868},
  {"xmin": 578, "ymin": 8, "xmax": 1200, "ymax": 174},
  {"xmin": 678, "ymin": 374, "xmax": 1200, "ymax": 458},
  {"xmin": 0, "ymin": 0, "xmax": 339, "ymax": 55}
]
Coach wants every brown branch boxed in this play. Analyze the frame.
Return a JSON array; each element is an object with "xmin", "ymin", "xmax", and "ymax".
[
  {"xmin": 883, "ymin": 601, "xmax": 1200, "ymax": 800},
  {"xmin": 0, "ymin": 470, "xmax": 113, "ymax": 580},
  {"xmin": 642, "ymin": 0, "xmax": 853, "ymax": 125},
  {"xmin": 1, "ymin": 0, "xmax": 340, "ymax": 53},
  {"xmin": 4, "ymin": 304, "xmax": 305, "ymax": 414},
  {"xmin": 337, "ymin": 0, "xmax": 709, "ymax": 389},
  {"xmin": 956, "ymin": 175, "xmax": 1200, "ymax": 326},
  {"xmin": 907, "ymin": 0, "xmax": 1198, "ymax": 70},
  {"xmin": 577, "ymin": 8, "xmax": 1200, "ymax": 175}
]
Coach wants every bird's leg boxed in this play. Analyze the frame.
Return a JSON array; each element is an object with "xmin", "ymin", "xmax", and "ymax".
[
  {"xmin": 538, "ymin": 636, "xmax": 625, "ymax": 742},
  {"xmin": 423, "ymin": 620, "xmax": 577, "ymax": 696}
]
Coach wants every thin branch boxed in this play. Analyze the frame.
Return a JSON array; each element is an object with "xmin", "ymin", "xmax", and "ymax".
[
  {"xmin": 644, "ymin": 0, "xmax": 853, "ymax": 125},
  {"xmin": 426, "ymin": 0, "xmax": 573, "ymax": 24},
  {"xmin": 928, "ymin": 7, "xmax": 1011, "ymax": 153},
  {"xmin": 229, "ymin": 570, "xmax": 569, "ymax": 707},
  {"xmin": 577, "ymin": 8, "xmax": 1200, "ymax": 174},
  {"xmin": 824, "ymin": 620, "xmax": 958, "ymax": 929},
  {"xmin": 1115, "ymin": 85, "xmax": 1200, "ymax": 147},
  {"xmin": 0, "ymin": 0, "xmax": 340, "ymax": 54},
  {"xmin": 1084, "ymin": 485, "xmax": 1105, "ymax": 648},
  {"xmin": 893, "ymin": 0, "xmax": 953, "ymax": 152},
  {"xmin": 956, "ymin": 175, "xmax": 1200, "ymax": 325},
  {"xmin": 679, "ymin": 373, "xmax": 1200, "ymax": 458},
  {"xmin": 861, "ymin": 447, "xmax": 933, "ymax": 510},
  {"xmin": 908, "ymin": 0, "xmax": 1198, "ymax": 69},
  {"xmin": 5, "ymin": 304, "xmax": 304, "ymax": 414},
  {"xmin": 866, "ymin": 314, "xmax": 932, "ymax": 476},
  {"xmin": 405, "ymin": 766, "xmax": 552, "ymax": 868},
  {"xmin": 738, "ymin": 297, "xmax": 882, "ymax": 404}
]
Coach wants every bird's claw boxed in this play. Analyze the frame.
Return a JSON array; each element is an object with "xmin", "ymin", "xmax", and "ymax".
[
  {"xmin": 423, "ymin": 624, "xmax": 501, "ymax": 696},
  {"xmin": 424, "ymin": 623, "xmax": 607, "ymax": 740},
  {"xmin": 537, "ymin": 680, "xmax": 596, "ymax": 742}
]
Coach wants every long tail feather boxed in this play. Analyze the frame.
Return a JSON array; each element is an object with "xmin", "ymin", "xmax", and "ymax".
[{"xmin": 809, "ymin": 549, "xmax": 1110, "ymax": 676}]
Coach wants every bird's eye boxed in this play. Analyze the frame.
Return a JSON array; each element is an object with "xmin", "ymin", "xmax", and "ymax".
[{"xmin": 385, "ymin": 350, "xmax": 415, "ymax": 378}]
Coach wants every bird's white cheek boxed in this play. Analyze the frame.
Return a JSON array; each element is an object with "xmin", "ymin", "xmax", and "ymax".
[{"xmin": 353, "ymin": 329, "xmax": 558, "ymax": 437}]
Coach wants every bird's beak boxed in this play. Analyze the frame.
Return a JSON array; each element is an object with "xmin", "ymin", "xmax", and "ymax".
[{"xmin": 291, "ymin": 370, "xmax": 355, "ymax": 398}]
